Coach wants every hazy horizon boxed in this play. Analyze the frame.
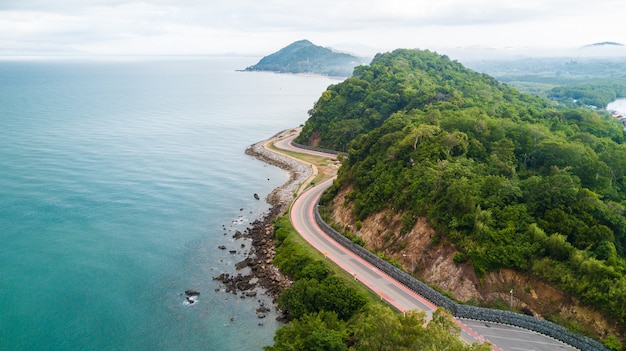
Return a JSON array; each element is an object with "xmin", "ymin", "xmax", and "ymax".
[
  {"xmin": 1, "ymin": 1, "xmax": 625, "ymax": 59},
  {"xmin": 1, "ymin": 41, "xmax": 625, "ymax": 63}
]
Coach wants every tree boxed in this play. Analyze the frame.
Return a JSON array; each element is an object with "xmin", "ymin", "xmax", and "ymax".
[
  {"xmin": 277, "ymin": 276, "xmax": 366, "ymax": 321},
  {"xmin": 545, "ymin": 233, "xmax": 575, "ymax": 261},
  {"xmin": 425, "ymin": 309, "xmax": 491, "ymax": 351},
  {"xmin": 350, "ymin": 305, "xmax": 408, "ymax": 351},
  {"xmin": 265, "ymin": 311, "xmax": 348, "ymax": 351},
  {"xmin": 441, "ymin": 131, "xmax": 469, "ymax": 157},
  {"xmin": 489, "ymin": 139, "xmax": 517, "ymax": 177},
  {"xmin": 350, "ymin": 306, "xmax": 490, "ymax": 351}
]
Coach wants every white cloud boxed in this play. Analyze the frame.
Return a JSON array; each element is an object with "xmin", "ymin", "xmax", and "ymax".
[{"xmin": 0, "ymin": 0, "xmax": 624, "ymax": 56}]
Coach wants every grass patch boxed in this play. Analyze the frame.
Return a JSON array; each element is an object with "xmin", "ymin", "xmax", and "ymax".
[
  {"xmin": 266, "ymin": 141, "xmax": 339, "ymax": 185},
  {"xmin": 274, "ymin": 216, "xmax": 387, "ymax": 308},
  {"xmin": 267, "ymin": 140, "xmax": 386, "ymax": 307}
]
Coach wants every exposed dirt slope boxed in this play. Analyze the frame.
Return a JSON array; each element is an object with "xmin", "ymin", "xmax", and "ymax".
[{"xmin": 329, "ymin": 185, "xmax": 621, "ymax": 340}]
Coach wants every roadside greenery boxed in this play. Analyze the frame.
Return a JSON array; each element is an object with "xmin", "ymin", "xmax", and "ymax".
[
  {"xmin": 297, "ymin": 49, "xmax": 626, "ymax": 331},
  {"xmin": 266, "ymin": 216, "xmax": 490, "ymax": 351}
]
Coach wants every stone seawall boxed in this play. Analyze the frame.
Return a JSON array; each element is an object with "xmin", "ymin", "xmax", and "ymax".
[
  {"xmin": 211, "ymin": 136, "xmax": 314, "ymax": 318},
  {"xmin": 246, "ymin": 138, "xmax": 312, "ymax": 212}
]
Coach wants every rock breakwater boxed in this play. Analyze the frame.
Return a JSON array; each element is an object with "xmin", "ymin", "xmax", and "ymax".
[{"xmin": 212, "ymin": 132, "xmax": 312, "ymax": 320}]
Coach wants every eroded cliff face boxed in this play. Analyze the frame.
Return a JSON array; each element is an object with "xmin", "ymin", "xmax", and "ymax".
[{"xmin": 329, "ymin": 185, "xmax": 620, "ymax": 340}]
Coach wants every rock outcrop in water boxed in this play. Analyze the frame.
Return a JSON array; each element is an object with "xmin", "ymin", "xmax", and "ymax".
[{"xmin": 212, "ymin": 131, "xmax": 312, "ymax": 319}]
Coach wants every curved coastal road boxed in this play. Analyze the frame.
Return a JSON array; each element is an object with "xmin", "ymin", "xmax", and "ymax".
[{"xmin": 272, "ymin": 131, "xmax": 578, "ymax": 351}]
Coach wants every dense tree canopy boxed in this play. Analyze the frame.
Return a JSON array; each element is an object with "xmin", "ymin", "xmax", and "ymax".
[
  {"xmin": 548, "ymin": 81, "xmax": 626, "ymax": 108},
  {"xmin": 298, "ymin": 49, "xmax": 626, "ymax": 326}
]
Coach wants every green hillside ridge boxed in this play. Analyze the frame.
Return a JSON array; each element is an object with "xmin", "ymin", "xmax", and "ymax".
[
  {"xmin": 297, "ymin": 49, "xmax": 626, "ymax": 343},
  {"xmin": 245, "ymin": 39, "xmax": 364, "ymax": 77},
  {"xmin": 463, "ymin": 57, "xmax": 626, "ymax": 107}
]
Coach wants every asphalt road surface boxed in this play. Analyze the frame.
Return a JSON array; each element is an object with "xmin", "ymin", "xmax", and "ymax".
[{"xmin": 275, "ymin": 132, "xmax": 580, "ymax": 351}]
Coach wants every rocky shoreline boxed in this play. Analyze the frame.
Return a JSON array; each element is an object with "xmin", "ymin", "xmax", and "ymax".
[{"xmin": 212, "ymin": 131, "xmax": 312, "ymax": 320}]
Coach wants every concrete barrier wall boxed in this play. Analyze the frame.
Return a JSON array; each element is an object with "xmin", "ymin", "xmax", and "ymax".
[
  {"xmin": 290, "ymin": 141, "xmax": 348, "ymax": 157},
  {"xmin": 313, "ymin": 205, "xmax": 609, "ymax": 351}
]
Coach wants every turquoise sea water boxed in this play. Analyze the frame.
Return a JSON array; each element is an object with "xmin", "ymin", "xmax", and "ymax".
[{"xmin": 0, "ymin": 57, "xmax": 337, "ymax": 350}]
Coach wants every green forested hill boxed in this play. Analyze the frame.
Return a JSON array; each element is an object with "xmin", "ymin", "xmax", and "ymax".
[
  {"xmin": 297, "ymin": 49, "xmax": 563, "ymax": 151},
  {"xmin": 298, "ymin": 49, "xmax": 626, "ymax": 331},
  {"xmin": 245, "ymin": 39, "xmax": 363, "ymax": 77}
]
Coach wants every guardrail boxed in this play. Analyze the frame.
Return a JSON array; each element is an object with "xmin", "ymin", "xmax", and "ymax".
[{"xmin": 313, "ymin": 205, "xmax": 609, "ymax": 351}]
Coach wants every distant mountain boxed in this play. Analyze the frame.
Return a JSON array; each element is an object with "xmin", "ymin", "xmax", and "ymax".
[
  {"xmin": 244, "ymin": 40, "xmax": 364, "ymax": 77},
  {"xmin": 583, "ymin": 41, "xmax": 624, "ymax": 48},
  {"xmin": 579, "ymin": 42, "xmax": 626, "ymax": 57}
]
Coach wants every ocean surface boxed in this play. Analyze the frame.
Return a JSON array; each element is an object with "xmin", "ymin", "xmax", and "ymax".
[
  {"xmin": 0, "ymin": 57, "xmax": 338, "ymax": 351},
  {"xmin": 608, "ymin": 97, "xmax": 626, "ymax": 116}
]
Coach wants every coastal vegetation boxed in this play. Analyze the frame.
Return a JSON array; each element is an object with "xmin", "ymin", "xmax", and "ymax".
[
  {"xmin": 245, "ymin": 40, "xmax": 364, "ymax": 77},
  {"xmin": 548, "ymin": 81, "xmax": 626, "ymax": 108},
  {"xmin": 295, "ymin": 49, "xmax": 626, "ymax": 345},
  {"xmin": 265, "ymin": 217, "xmax": 490, "ymax": 351},
  {"xmin": 465, "ymin": 57, "xmax": 626, "ymax": 108}
]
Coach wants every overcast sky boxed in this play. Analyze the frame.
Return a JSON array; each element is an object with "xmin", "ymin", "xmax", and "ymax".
[{"xmin": 1, "ymin": 0, "xmax": 625, "ymax": 58}]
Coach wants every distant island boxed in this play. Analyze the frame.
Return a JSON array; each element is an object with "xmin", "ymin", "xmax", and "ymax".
[
  {"xmin": 583, "ymin": 41, "xmax": 624, "ymax": 47},
  {"xmin": 244, "ymin": 39, "xmax": 365, "ymax": 77}
]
